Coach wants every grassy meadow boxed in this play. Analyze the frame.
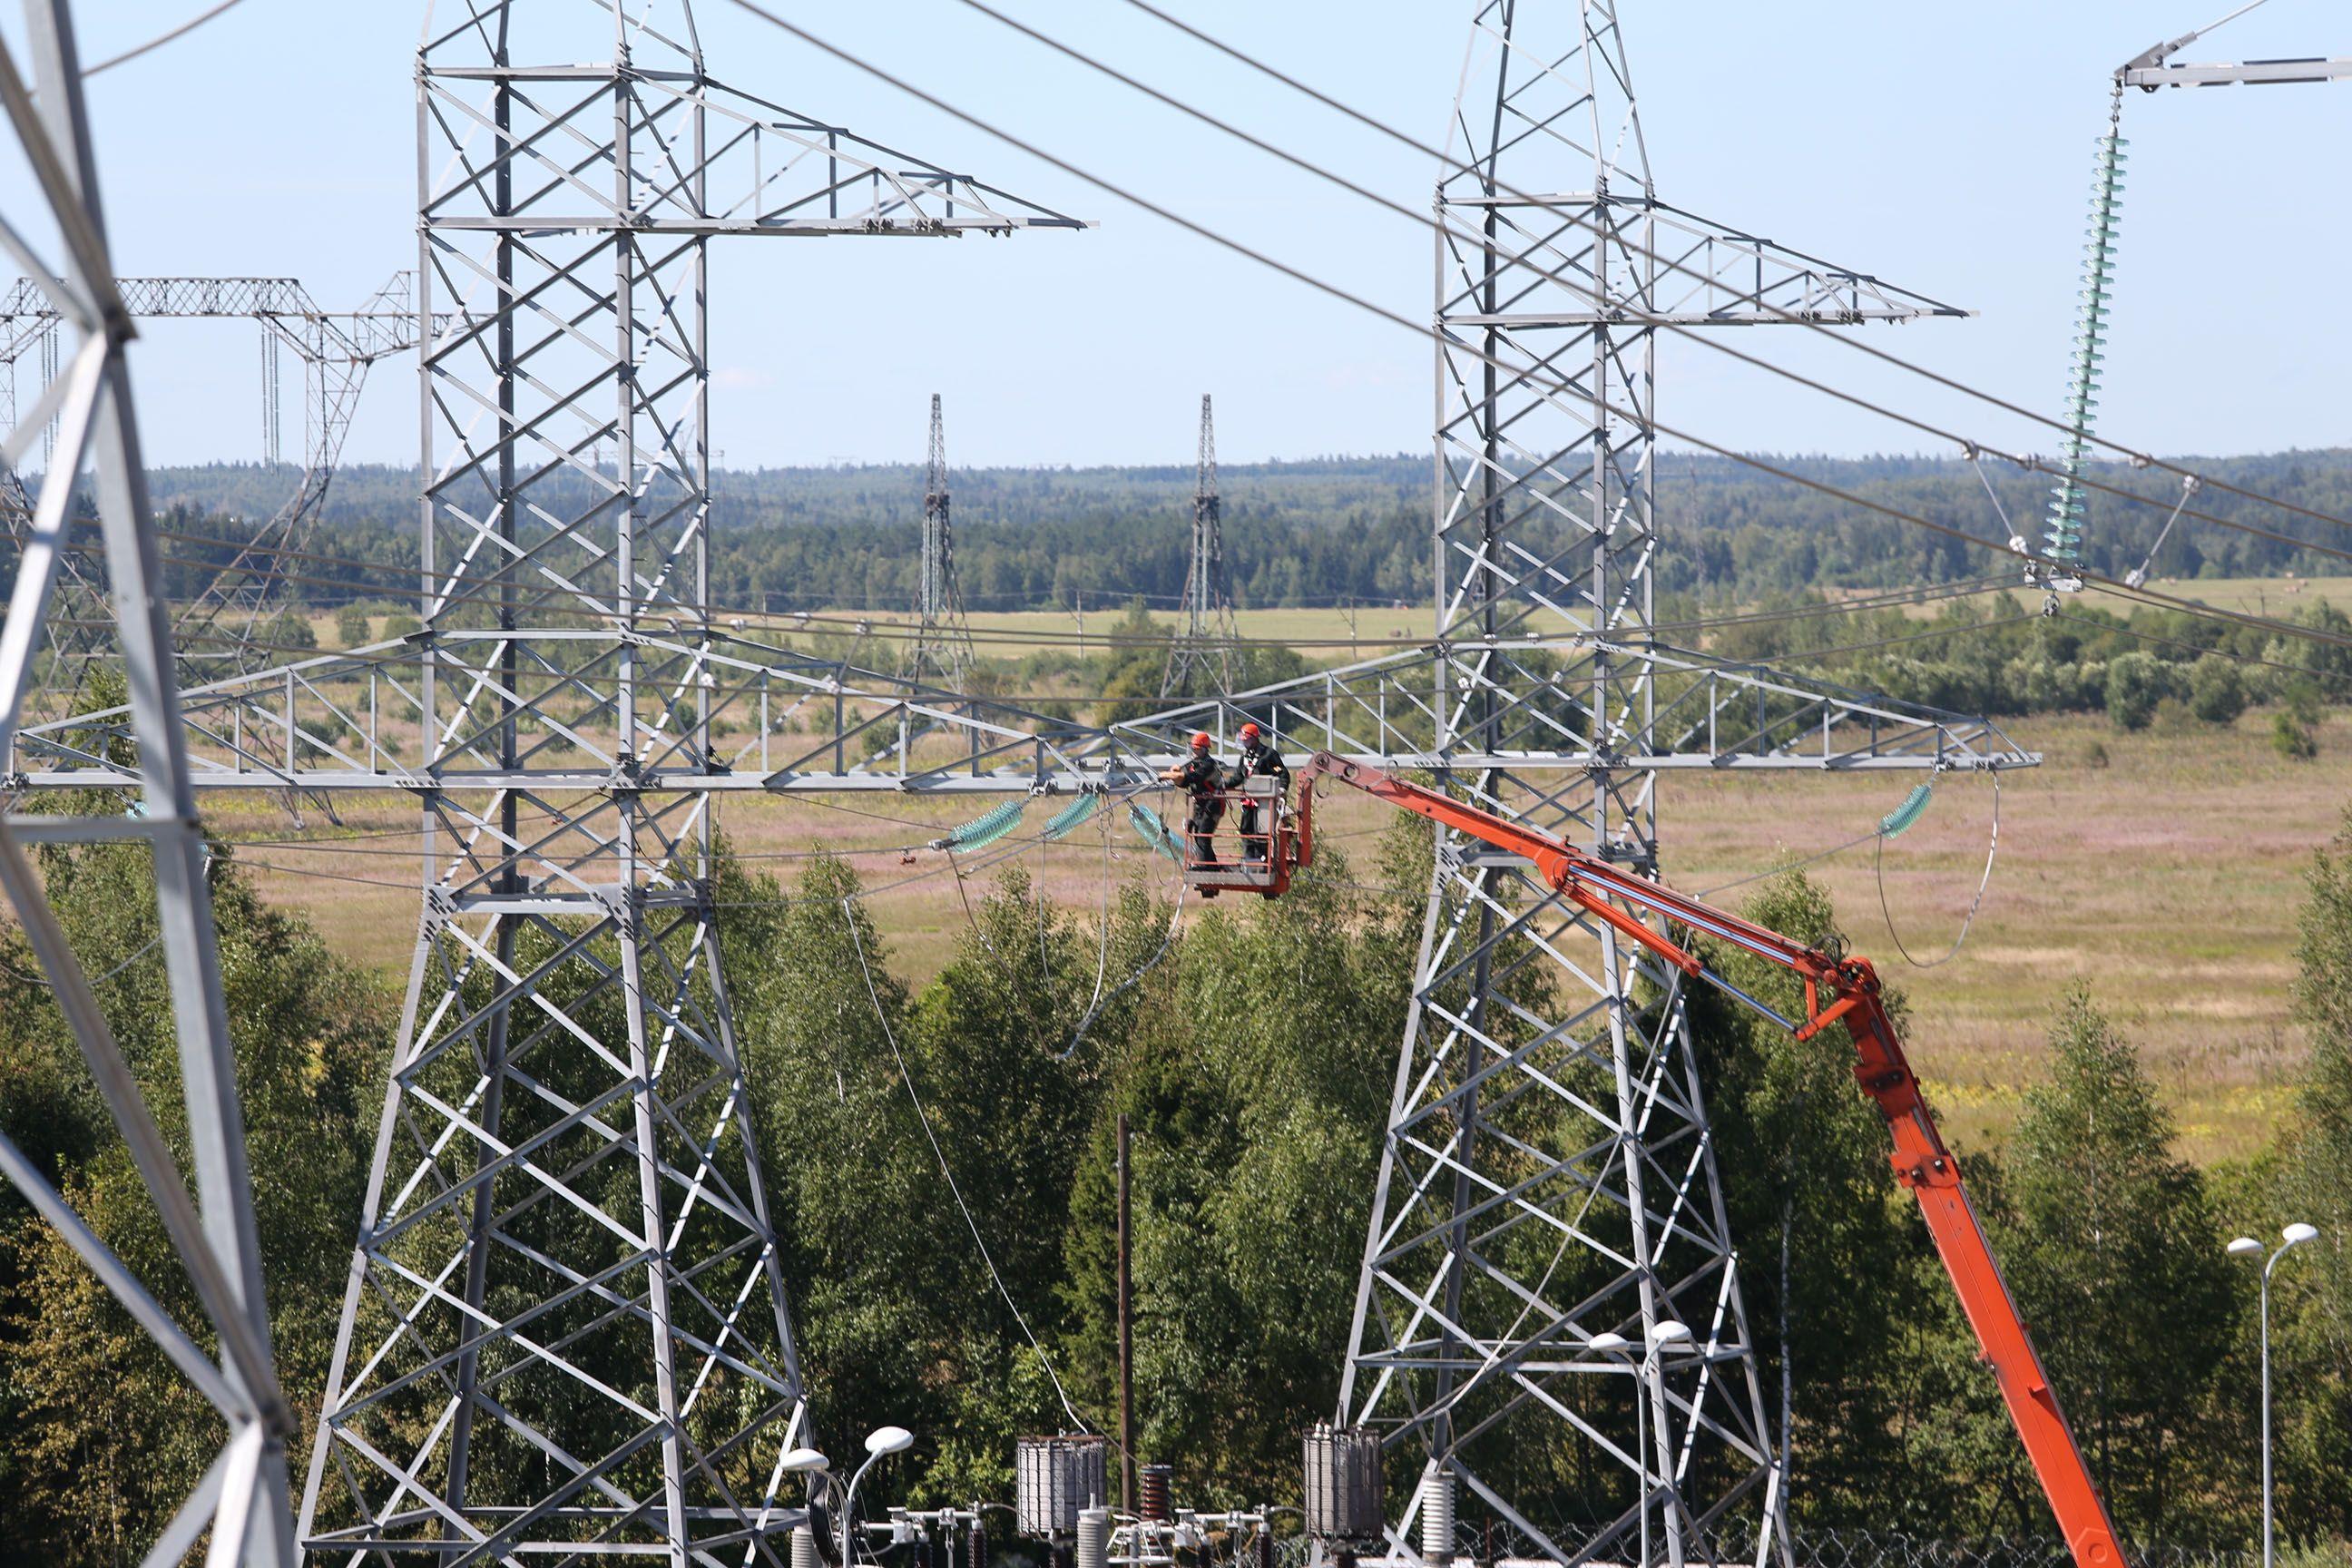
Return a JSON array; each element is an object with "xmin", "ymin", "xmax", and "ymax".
[{"xmin": 214, "ymin": 697, "xmax": 2348, "ymax": 1167}]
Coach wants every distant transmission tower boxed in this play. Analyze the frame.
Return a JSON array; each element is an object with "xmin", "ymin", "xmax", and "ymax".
[
  {"xmin": 910, "ymin": 393, "xmax": 975, "ymax": 686},
  {"xmin": 1161, "ymin": 393, "xmax": 1240, "ymax": 696}
]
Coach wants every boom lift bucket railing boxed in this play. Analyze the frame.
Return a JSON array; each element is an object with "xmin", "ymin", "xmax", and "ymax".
[{"xmin": 1296, "ymin": 753, "xmax": 2124, "ymax": 1568}]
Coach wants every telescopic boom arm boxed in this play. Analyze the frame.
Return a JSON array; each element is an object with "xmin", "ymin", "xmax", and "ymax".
[{"xmin": 1298, "ymin": 754, "xmax": 2125, "ymax": 1568}]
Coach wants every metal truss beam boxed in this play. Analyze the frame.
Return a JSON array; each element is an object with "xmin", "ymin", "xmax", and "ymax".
[
  {"xmin": 0, "ymin": 6, "xmax": 296, "ymax": 1563},
  {"xmin": 5, "ymin": 634, "xmax": 2033, "ymax": 803},
  {"xmin": 1, "ymin": 272, "xmax": 440, "ymax": 667}
]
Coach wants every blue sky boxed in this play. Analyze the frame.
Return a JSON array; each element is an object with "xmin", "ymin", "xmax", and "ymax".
[{"xmin": 9, "ymin": 0, "xmax": 2349, "ymax": 468}]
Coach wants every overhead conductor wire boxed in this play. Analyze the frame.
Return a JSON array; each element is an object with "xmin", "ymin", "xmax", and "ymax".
[
  {"xmin": 840, "ymin": 899, "xmax": 1093, "ymax": 1435},
  {"xmin": 1105, "ymin": 0, "xmax": 2348, "ymax": 543},
  {"xmin": 1876, "ymin": 771, "xmax": 2003, "ymax": 969},
  {"xmin": 946, "ymin": 0, "xmax": 2352, "ymax": 582},
  {"xmin": 715, "ymin": 0, "xmax": 2352, "ymax": 675}
]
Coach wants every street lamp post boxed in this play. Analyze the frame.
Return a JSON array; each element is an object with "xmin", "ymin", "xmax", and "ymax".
[
  {"xmin": 1591, "ymin": 1321, "xmax": 1690, "ymax": 1568},
  {"xmin": 2229, "ymin": 1222, "xmax": 2319, "ymax": 1568},
  {"xmin": 769, "ymin": 1446, "xmax": 830, "ymax": 1535},
  {"xmin": 842, "ymin": 1426, "xmax": 916, "ymax": 1568}
]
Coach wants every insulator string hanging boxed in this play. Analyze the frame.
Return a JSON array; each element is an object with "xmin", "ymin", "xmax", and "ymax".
[
  {"xmin": 2043, "ymin": 84, "xmax": 2129, "ymax": 573},
  {"xmin": 1042, "ymin": 792, "xmax": 1107, "ymax": 842},
  {"xmin": 935, "ymin": 798, "xmax": 1028, "ymax": 852}
]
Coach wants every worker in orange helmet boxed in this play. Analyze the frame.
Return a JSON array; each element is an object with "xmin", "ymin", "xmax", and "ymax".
[
  {"xmin": 1161, "ymin": 730, "xmax": 1229, "ymax": 873},
  {"xmin": 1228, "ymin": 720, "xmax": 1289, "ymax": 863}
]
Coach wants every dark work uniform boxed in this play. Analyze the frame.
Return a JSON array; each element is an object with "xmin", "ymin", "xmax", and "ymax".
[
  {"xmin": 1170, "ymin": 751, "xmax": 1227, "ymax": 867},
  {"xmin": 1229, "ymin": 738, "xmax": 1289, "ymax": 862}
]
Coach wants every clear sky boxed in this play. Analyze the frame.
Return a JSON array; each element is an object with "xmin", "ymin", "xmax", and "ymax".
[{"xmin": 6, "ymin": 0, "xmax": 2348, "ymax": 470}]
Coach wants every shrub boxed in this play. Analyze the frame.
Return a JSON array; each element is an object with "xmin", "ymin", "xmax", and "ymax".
[
  {"xmin": 2104, "ymin": 652, "xmax": 2170, "ymax": 731},
  {"xmin": 335, "ymin": 604, "xmax": 372, "ymax": 647},
  {"xmin": 2187, "ymin": 652, "xmax": 2247, "ymax": 725},
  {"xmin": 2274, "ymin": 710, "xmax": 2320, "ymax": 761}
]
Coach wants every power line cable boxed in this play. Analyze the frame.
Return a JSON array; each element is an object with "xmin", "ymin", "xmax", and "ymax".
[
  {"xmin": 1876, "ymin": 771, "xmax": 2003, "ymax": 969},
  {"xmin": 717, "ymin": 0, "xmax": 2352, "ymax": 673},
  {"xmin": 838, "ymin": 898, "xmax": 1094, "ymax": 1436},
  {"xmin": 946, "ymin": 0, "xmax": 2352, "ymax": 580},
  {"xmin": 1105, "ymin": 0, "xmax": 2352, "ymax": 544},
  {"xmin": 83, "ymin": 0, "xmax": 252, "ymax": 76}
]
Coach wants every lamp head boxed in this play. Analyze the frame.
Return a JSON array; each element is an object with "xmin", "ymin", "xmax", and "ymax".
[
  {"xmin": 2282, "ymin": 1222, "xmax": 2320, "ymax": 1248},
  {"xmin": 865, "ymin": 1426, "xmax": 916, "ymax": 1457},
  {"xmin": 2228, "ymin": 1236, "xmax": 2264, "ymax": 1258},
  {"xmin": 1589, "ymin": 1332, "xmax": 1631, "ymax": 1354},
  {"xmin": 1648, "ymin": 1320, "xmax": 1692, "ymax": 1349},
  {"xmin": 779, "ymin": 1447, "xmax": 830, "ymax": 1474}
]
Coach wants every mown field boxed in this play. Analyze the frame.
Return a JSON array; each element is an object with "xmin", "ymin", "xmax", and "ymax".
[{"xmin": 211, "ymin": 700, "xmax": 2347, "ymax": 1167}]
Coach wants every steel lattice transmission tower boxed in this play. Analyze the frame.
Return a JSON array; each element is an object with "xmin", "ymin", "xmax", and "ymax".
[
  {"xmin": 0, "ymin": 5, "xmax": 297, "ymax": 1562},
  {"xmin": 1161, "ymin": 393, "xmax": 1240, "ymax": 697},
  {"xmin": 2, "ymin": 273, "xmax": 427, "ymax": 667},
  {"xmin": 911, "ymin": 393, "xmax": 976, "ymax": 686},
  {"xmin": 1329, "ymin": 5, "xmax": 1970, "ymax": 1564},
  {"xmin": 291, "ymin": 4, "xmax": 1083, "ymax": 1560}
]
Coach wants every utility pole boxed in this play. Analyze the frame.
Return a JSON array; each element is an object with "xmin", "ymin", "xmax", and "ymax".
[
  {"xmin": 1161, "ymin": 394, "xmax": 1240, "ymax": 697},
  {"xmin": 1117, "ymin": 1112, "xmax": 1135, "ymax": 1516}
]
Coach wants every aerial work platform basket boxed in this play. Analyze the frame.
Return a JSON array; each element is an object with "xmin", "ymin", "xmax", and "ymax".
[{"xmin": 1176, "ymin": 776, "xmax": 1311, "ymax": 898}]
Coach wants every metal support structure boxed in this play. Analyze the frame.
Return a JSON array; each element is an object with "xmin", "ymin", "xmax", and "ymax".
[
  {"xmin": 279, "ymin": 4, "xmax": 1083, "ymax": 1562},
  {"xmin": 1117, "ymin": 1112, "xmax": 1137, "ymax": 1519},
  {"xmin": 1161, "ymin": 394, "xmax": 1240, "ymax": 698},
  {"xmin": 2032, "ymin": 15, "xmax": 2351, "ymax": 597},
  {"xmin": 0, "ymin": 7, "xmax": 2043, "ymax": 1563},
  {"xmin": 0, "ymin": 5, "xmax": 296, "ymax": 1563},
  {"xmin": 1327, "ymin": 7, "xmax": 1975, "ymax": 1566},
  {"xmin": 910, "ymin": 393, "xmax": 975, "ymax": 687},
  {"xmin": 0, "ymin": 272, "xmax": 433, "ymax": 662}
]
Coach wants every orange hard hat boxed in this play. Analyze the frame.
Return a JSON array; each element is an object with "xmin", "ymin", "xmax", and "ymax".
[
  {"xmin": 1191, "ymin": 731, "xmax": 1213, "ymax": 750},
  {"xmin": 1240, "ymin": 721, "xmax": 1261, "ymax": 740}
]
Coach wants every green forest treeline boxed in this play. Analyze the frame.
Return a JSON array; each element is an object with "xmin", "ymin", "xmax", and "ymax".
[
  {"xmin": 142, "ymin": 448, "xmax": 2352, "ymax": 613},
  {"xmin": 2, "ymin": 803, "xmax": 2348, "ymax": 1561}
]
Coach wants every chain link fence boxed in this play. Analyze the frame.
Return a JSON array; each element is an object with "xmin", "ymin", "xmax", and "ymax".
[{"xmin": 1261, "ymin": 1527, "xmax": 2339, "ymax": 1568}]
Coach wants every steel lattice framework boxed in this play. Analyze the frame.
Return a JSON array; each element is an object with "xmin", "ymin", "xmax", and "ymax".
[
  {"xmin": 1314, "ymin": 6, "xmax": 1980, "ymax": 1566},
  {"xmin": 1161, "ymin": 393, "xmax": 1239, "ymax": 698},
  {"xmin": 909, "ymin": 393, "xmax": 975, "ymax": 686},
  {"xmin": 0, "ymin": 272, "xmax": 432, "ymax": 662},
  {"xmin": 0, "ymin": 5, "xmax": 2043, "ymax": 1565},
  {"xmin": 0, "ymin": 6, "xmax": 297, "ymax": 1563},
  {"xmin": 273, "ymin": 5, "xmax": 1085, "ymax": 1561}
]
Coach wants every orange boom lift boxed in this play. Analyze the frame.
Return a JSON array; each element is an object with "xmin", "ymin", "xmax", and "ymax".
[{"xmin": 1285, "ymin": 753, "xmax": 2124, "ymax": 1568}]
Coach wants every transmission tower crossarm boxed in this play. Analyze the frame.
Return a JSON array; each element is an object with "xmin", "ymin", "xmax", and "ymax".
[
  {"xmin": 1298, "ymin": 751, "xmax": 2126, "ymax": 1568},
  {"xmin": 2119, "ymin": 54, "xmax": 2352, "ymax": 86}
]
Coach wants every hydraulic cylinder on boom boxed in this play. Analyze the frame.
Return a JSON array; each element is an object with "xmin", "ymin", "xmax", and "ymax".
[{"xmin": 1295, "ymin": 752, "xmax": 2124, "ymax": 1568}]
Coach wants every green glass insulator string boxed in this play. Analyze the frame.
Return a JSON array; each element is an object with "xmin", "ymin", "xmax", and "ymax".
[
  {"xmin": 1041, "ymin": 792, "xmax": 1107, "ymax": 842},
  {"xmin": 2043, "ymin": 83, "xmax": 2129, "ymax": 569},
  {"xmin": 1128, "ymin": 801, "xmax": 1181, "ymax": 862},
  {"xmin": 1878, "ymin": 782, "xmax": 1934, "ymax": 838},
  {"xmin": 941, "ymin": 799, "xmax": 1027, "ymax": 851}
]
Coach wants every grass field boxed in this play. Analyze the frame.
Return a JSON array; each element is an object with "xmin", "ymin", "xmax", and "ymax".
[
  {"xmin": 217, "ymin": 704, "xmax": 2346, "ymax": 1167},
  {"xmin": 2107, "ymin": 573, "xmax": 2352, "ymax": 619},
  {"xmin": 309, "ymin": 573, "xmax": 2352, "ymax": 674}
]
